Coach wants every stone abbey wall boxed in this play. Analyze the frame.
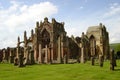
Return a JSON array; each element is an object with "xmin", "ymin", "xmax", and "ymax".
[{"xmin": 0, "ymin": 17, "xmax": 110, "ymax": 67}]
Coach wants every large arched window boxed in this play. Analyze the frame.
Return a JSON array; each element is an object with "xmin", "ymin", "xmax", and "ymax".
[
  {"xmin": 41, "ymin": 29, "xmax": 50, "ymax": 48},
  {"xmin": 89, "ymin": 35, "xmax": 96, "ymax": 56}
]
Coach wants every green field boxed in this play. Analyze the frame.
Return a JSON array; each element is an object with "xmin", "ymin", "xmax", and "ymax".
[
  {"xmin": 0, "ymin": 61, "xmax": 120, "ymax": 80},
  {"xmin": 110, "ymin": 43, "xmax": 120, "ymax": 53}
]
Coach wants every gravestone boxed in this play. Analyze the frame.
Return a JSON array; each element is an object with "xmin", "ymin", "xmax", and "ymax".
[
  {"xmin": 63, "ymin": 54, "xmax": 68, "ymax": 64},
  {"xmin": 99, "ymin": 55, "xmax": 104, "ymax": 67},
  {"xmin": 110, "ymin": 49, "xmax": 115, "ymax": 70},
  {"xmin": 14, "ymin": 58, "xmax": 18, "ymax": 66},
  {"xmin": 91, "ymin": 56, "xmax": 95, "ymax": 65},
  {"xmin": 18, "ymin": 54, "xmax": 24, "ymax": 67}
]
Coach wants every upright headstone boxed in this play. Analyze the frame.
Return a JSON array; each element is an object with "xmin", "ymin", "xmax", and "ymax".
[
  {"xmin": 99, "ymin": 55, "xmax": 104, "ymax": 67},
  {"xmin": 91, "ymin": 56, "xmax": 95, "ymax": 65},
  {"xmin": 110, "ymin": 49, "xmax": 115, "ymax": 70},
  {"xmin": 14, "ymin": 58, "xmax": 18, "ymax": 66},
  {"xmin": 63, "ymin": 54, "xmax": 68, "ymax": 64}
]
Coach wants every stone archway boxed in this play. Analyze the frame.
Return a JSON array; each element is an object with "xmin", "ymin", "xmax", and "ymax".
[
  {"xmin": 41, "ymin": 29, "xmax": 50, "ymax": 48},
  {"xmin": 89, "ymin": 35, "xmax": 96, "ymax": 65},
  {"xmin": 89, "ymin": 35, "xmax": 96, "ymax": 56},
  {"xmin": 40, "ymin": 29, "xmax": 51, "ymax": 63}
]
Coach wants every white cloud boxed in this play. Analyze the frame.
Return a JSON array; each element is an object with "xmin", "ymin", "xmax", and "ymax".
[
  {"xmin": 103, "ymin": 3, "xmax": 120, "ymax": 18},
  {"xmin": 102, "ymin": 3, "xmax": 120, "ymax": 43},
  {"xmin": 0, "ymin": 1, "xmax": 58, "ymax": 49}
]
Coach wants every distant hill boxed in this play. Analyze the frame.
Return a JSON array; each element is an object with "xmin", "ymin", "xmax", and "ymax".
[{"xmin": 110, "ymin": 43, "xmax": 120, "ymax": 53}]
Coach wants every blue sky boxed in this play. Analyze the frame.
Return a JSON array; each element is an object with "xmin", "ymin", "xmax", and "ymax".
[{"xmin": 0, "ymin": 0, "xmax": 120, "ymax": 48}]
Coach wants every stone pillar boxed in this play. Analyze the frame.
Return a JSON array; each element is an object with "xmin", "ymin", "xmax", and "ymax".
[
  {"xmin": 61, "ymin": 41, "xmax": 64, "ymax": 63},
  {"xmin": 63, "ymin": 52, "xmax": 68, "ymax": 64},
  {"xmin": 9, "ymin": 49, "xmax": 14, "ymax": 63},
  {"xmin": 24, "ymin": 31, "xmax": 27, "ymax": 61},
  {"xmin": 34, "ymin": 47, "xmax": 37, "ymax": 62},
  {"xmin": 49, "ymin": 45, "xmax": 52, "ymax": 64},
  {"xmin": 30, "ymin": 49, "xmax": 35, "ymax": 65},
  {"xmin": 0, "ymin": 50, "xmax": 3, "ymax": 62},
  {"xmin": 14, "ymin": 47, "xmax": 20, "ymax": 66},
  {"xmin": 81, "ymin": 47, "xmax": 85, "ymax": 63},
  {"xmin": 14, "ymin": 36, "xmax": 20, "ymax": 66},
  {"xmin": 2, "ymin": 49, "xmax": 6, "ymax": 62},
  {"xmin": 38, "ymin": 44, "xmax": 42, "ymax": 63},
  {"xmin": 25, "ymin": 47, "xmax": 30, "ymax": 65},
  {"xmin": 31, "ymin": 29, "xmax": 34, "ymax": 40},
  {"xmin": 45, "ymin": 45, "xmax": 48, "ymax": 63},
  {"xmin": 24, "ymin": 47, "xmax": 27, "ymax": 63},
  {"xmin": 57, "ymin": 37, "xmax": 61, "ymax": 63}
]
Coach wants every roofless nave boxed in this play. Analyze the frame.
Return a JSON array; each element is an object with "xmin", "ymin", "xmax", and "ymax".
[{"xmin": 0, "ymin": 17, "xmax": 110, "ymax": 67}]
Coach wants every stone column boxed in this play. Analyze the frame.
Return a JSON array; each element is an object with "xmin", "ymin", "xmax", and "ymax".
[
  {"xmin": 61, "ymin": 41, "xmax": 64, "ymax": 63},
  {"xmin": 9, "ymin": 49, "xmax": 14, "ymax": 63},
  {"xmin": 2, "ymin": 49, "xmax": 5, "ymax": 61},
  {"xmin": 38, "ymin": 44, "xmax": 42, "ymax": 63},
  {"xmin": 30, "ymin": 49, "xmax": 34, "ymax": 65},
  {"xmin": 48, "ymin": 44, "xmax": 52, "ymax": 64},
  {"xmin": 51, "ymin": 43, "xmax": 54, "ymax": 63},
  {"xmin": 25, "ymin": 47, "xmax": 30, "ymax": 65},
  {"xmin": 34, "ymin": 47, "xmax": 37, "ymax": 62},
  {"xmin": 45, "ymin": 45, "xmax": 48, "ymax": 63},
  {"xmin": 81, "ymin": 47, "xmax": 85, "ymax": 63},
  {"xmin": 63, "ymin": 51, "xmax": 68, "ymax": 64},
  {"xmin": 14, "ymin": 47, "xmax": 20, "ymax": 66},
  {"xmin": 57, "ymin": 37, "xmax": 61, "ymax": 63}
]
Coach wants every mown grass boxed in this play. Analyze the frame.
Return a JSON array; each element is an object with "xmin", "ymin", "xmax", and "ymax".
[{"xmin": 0, "ymin": 61, "xmax": 120, "ymax": 80}]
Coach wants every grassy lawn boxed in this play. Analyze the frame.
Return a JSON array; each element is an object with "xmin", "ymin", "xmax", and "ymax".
[{"xmin": 0, "ymin": 61, "xmax": 120, "ymax": 80}]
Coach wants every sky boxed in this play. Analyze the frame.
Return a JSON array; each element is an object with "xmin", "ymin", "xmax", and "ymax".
[{"xmin": 0, "ymin": 0, "xmax": 120, "ymax": 49}]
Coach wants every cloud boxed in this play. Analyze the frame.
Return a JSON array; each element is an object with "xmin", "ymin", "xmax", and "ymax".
[
  {"xmin": 103, "ymin": 3, "xmax": 120, "ymax": 18},
  {"xmin": 102, "ymin": 3, "xmax": 120, "ymax": 43},
  {"xmin": 0, "ymin": 1, "xmax": 58, "ymax": 49},
  {"xmin": 65, "ymin": 2, "xmax": 120, "ymax": 44}
]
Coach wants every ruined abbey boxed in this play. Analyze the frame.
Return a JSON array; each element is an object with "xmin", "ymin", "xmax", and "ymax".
[{"xmin": 0, "ymin": 17, "xmax": 110, "ymax": 67}]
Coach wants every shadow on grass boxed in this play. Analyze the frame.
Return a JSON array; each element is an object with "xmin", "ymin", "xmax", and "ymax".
[{"xmin": 114, "ymin": 69, "xmax": 120, "ymax": 71}]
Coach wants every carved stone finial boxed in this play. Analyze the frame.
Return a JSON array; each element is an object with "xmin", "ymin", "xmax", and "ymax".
[
  {"xmin": 36, "ymin": 21, "xmax": 39, "ymax": 27},
  {"xmin": 17, "ymin": 36, "xmax": 20, "ymax": 47},
  {"xmin": 99, "ymin": 23, "xmax": 102, "ymax": 27},
  {"xmin": 18, "ymin": 36, "xmax": 20, "ymax": 43},
  {"xmin": 52, "ymin": 18, "xmax": 56, "ymax": 24},
  {"xmin": 61, "ymin": 22, "xmax": 65, "ymax": 26},
  {"xmin": 102, "ymin": 25, "xmax": 106, "ymax": 31},
  {"xmin": 31, "ymin": 29, "xmax": 34, "ymax": 35},
  {"xmin": 24, "ymin": 31, "xmax": 27, "ymax": 45},
  {"xmin": 44, "ymin": 17, "xmax": 48, "ymax": 22},
  {"xmin": 24, "ymin": 31, "xmax": 26, "ymax": 36},
  {"xmin": 82, "ymin": 32, "xmax": 84, "ymax": 35},
  {"xmin": 82, "ymin": 32, "xmax": 84, "ymax": 37},
  {"xmin": 31, "ymin": 29, "xmax": 34, "ymax": 40},
  {"xmin": 40, "ymin": 21, "xmax": 42, "ymax": 26}
]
